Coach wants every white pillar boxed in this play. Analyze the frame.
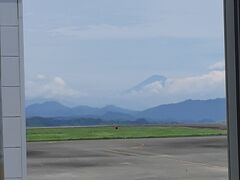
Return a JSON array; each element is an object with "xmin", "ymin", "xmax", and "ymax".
[{"xmin": 0, "ymin": 0, "xmax": 26, "ymax": 180}]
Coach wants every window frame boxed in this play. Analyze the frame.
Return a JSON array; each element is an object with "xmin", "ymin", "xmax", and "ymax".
[
  {"xmin": 0, "ymin": 0, "xmax": 238, "ymax": 179},
  {"xmin": 225, "ymin": 0, "xmax": 240, "ymax": 179}
]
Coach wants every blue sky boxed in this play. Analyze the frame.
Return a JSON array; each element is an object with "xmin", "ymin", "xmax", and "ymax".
[{"xmin": 23, "ymin": 0, "xmax": 225, "ymax": 110}]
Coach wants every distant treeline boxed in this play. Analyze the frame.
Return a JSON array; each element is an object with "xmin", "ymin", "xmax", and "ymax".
[
  {"xmin": 26, "ymin": 116, "xmax": 222, "ymax": 128},
  {"xmin": 26, "ymin": 117, "xmax": 150, "ymax": 127}
]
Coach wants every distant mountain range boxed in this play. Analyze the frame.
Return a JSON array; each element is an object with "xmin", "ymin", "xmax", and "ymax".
[
  {"xmin": 138, "ymin": 98, "xmax": 226, "ymax": 123},
  {"xmin": 26, "ymin": 98, "xmax": 226, "ymax": 127},
  {"xmin": 26, "ymin": 102, "xmax": 137, "ymax": 118}
]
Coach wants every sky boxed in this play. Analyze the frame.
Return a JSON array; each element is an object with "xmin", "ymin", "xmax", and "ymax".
[{"xmin": 23, "ymin": 0, "xmax": 225, "ymax": 110}]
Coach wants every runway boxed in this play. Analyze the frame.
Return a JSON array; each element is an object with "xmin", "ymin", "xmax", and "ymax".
[{"xmin": 27, "ymin": 136, "xmax": 228, "ymax": 180}]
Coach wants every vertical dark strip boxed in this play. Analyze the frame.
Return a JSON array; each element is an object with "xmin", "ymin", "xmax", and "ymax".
[
  {"xmin": 224, "ymin": 1, "xmax": 231, "ymax": 179},
  {"xmin": 0, "ymin": 4, "xmax": 4, "ymax": 180},
  {"xmin": 235, "ymin": 0, "xmax": 240, "ymax": 178},
  {"xmin": 225, "ymin": 0, "xmax": 240, "ymax": 179}
]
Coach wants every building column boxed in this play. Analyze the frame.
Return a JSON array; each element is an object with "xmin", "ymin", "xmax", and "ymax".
[{"xmin": 0, "ymin": 0, "xmax": 26, "ymax": 180}]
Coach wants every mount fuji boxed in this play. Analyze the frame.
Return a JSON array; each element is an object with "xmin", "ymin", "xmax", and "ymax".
[{"xmin": 123, "ymin": 75, "xmax": 167, "ymax": 94}]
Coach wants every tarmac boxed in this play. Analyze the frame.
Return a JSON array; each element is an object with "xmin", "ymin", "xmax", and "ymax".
[{"xmin": 27, "ymin": 136, "xmax": 228, "ymax": 180}]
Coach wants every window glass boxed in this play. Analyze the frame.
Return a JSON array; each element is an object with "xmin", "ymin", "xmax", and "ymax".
[{"xmin": 24, "ymin": 1, "xmax": 228, "ymax": 180}]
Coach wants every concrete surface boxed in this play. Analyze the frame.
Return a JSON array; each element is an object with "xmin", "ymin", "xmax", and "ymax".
[{"xmin": 27, "ymin": 136, "xmax": 228, "ymax": 180}]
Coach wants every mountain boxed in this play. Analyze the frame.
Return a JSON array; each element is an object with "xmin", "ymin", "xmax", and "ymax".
[
  {"xmin": 137, "ymin": 98, "xmax": 226, "ymax": 123},
  {"xmin": 71, "ymin": 105, "xmax": 100, "ymax": 117},
  {"xmin": 99, "ymin": 105, "xmax": 137, "ymax": 116},
  {"xmin": 26, "ymin": 102, "xmax": 137, "ymax": 118},
  {"xmin": 26, "ymin": 98, "xmax": 226, "ymax": 126},
  {"xmin": 25, "ymin": 97, "xmax": 57, "ymax": 107},
  {"xmin": 101, "ymin": 111, "xmax": 135, "ymax": 121},
  {"xmin": 123, "ymin": 75, "xmax": 167, "ymax": 94},
  {"xmin": 26, "ymin": 101, "xmax": 73, "ymax": 117}
]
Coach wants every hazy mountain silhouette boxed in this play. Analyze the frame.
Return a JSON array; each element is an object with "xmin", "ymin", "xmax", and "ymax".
[
  {"xmin": 26, "ymin": 101, "xmax": 73, "ymax": 117},
  {"xmin": 137, "ymin": 98, "xmax": 226, "ymax": 123},
  {"xmin": 26, "ymin": 102, "xmax": 137, "ymax": 118},
  {"xmin": 26, "ymin": 98, "xmax": 226, "ymax": 124},
  {"xmin": 123, "ymin": 75, "xmax": 167, "ymax": 94}
]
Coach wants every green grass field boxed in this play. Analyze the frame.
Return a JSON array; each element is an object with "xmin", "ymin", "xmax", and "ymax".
[{"xmin": 26, "ymin": 126, "xmax": 227, "ymax": 142}]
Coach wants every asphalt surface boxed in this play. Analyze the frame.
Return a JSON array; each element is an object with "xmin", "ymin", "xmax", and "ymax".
[{"xmin": 27, "ymin": 136, "xmax": 228, "ymax": 180}]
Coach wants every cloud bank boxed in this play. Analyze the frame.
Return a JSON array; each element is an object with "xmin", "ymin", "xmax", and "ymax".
[
  {"xmin": 123, "ymin": 62, "xmax": 225, "ymax": 107},
  {"xmin": 208, "ymin": 61, "xmax": 225, "ymax": 71},
  {"xmin": 26, "ymin": 75, "xmax": 85, "ymax": 99}
]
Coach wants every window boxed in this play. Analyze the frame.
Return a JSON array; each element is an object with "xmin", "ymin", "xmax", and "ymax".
[{"xmin": 21, "ymin": 0, "xmax": 233, "ymax": 180}]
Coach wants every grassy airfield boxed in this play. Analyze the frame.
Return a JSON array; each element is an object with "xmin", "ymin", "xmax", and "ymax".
[{"xmin": 27, "ymin": 125, "xmax": 227, "ymax": 142}]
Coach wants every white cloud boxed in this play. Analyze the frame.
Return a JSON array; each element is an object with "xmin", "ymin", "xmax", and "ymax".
[
  {"xmin": 53, "ymin": 77, "xmax": 66, "ymax": 86},
  {"xmin": 166, "ymin": 70, "xmax": 225, "ymax": 95},
  {"xmin": 26, "ymin": 75, "xmax": 86, "ymax": 99},
  {"xmin": 208, "ymin": 61, "xmax": 225, "ymax": 70},
  {"xmin": 144, "ymin": 81, "xmax": 165, "ymax": 93},
  {"xmin": 36, "ymin": 74, "xmax": 46, "ymax": 80},
  {"xmin": 124, "ymin": 69, "xmax": 225, "ymax": 102}
]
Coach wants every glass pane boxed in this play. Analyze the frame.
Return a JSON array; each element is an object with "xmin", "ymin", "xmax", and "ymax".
[{"xmin": 24, "ymin": 0, "xmax": 228, "ymax": 180}]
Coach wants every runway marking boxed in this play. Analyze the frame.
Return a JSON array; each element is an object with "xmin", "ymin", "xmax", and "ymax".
[
  {"xmin": 104, "ymin": 147, "xmax": 158, "ymax": 157},
  {"xmin": 104, "ymin": 149, "xmax": 139, "ymax": 156},
  {"xmin": 119, "ymin": 162, "xmax": 131, "ymax": 165},
  {"xmin": 152, "ymin": 154, "xmax": 228, "ymax": 172},
  {"xmin": 105, "ymin": 149, "xmax": 227, "ymax": 172}
]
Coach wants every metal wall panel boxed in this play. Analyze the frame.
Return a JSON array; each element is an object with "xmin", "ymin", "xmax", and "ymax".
[{"xmin": 0, "ymin": 0, "xmax": 26, "ymax": 179}]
